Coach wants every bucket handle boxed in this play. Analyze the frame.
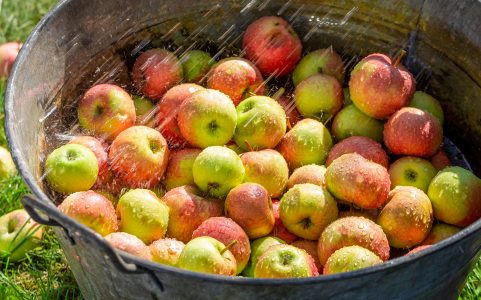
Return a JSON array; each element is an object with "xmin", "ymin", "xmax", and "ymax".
[{"xmin": 22, "ymin": 194, "xmax": 139, "ymax": 273}]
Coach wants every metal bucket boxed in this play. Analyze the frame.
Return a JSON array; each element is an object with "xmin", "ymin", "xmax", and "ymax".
[{"xmin": 5, "ymin": 0, "xmax": 481, "ymax": 299}]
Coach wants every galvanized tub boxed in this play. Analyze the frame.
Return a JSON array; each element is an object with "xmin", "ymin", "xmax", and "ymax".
[{"xmin": 5, "ymin": 0, "xmax": 481, "ymax": 299}]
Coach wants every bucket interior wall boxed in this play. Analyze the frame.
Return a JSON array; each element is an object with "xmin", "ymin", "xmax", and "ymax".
[{"xmin": 5, "ymin": 0, "xmax": 481, "ymax": 299}]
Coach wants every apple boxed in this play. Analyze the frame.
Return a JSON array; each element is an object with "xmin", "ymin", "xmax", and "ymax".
[
  {"xmin": 192, "ymin": 146, "xmax": 245, "ymax": 198},
  {"xmin": 377, "ymin": 186, "xmax": 433, "ymax": 248},
  {"xmin": 405, "ymin": 245, "xmax": 431, "ymax": 256},
  {"xmin": 318, "ymin": 216, "xmax": 390, "ymax": 266},
  {"xmin": 109, "ymin": 126, "xmax": 169, "ymax": 189},
  {"xmin": 59, "ymin": 191, "xmax": 118, "ymax": 236},
  {"xmin": 242, "ymin": 236, "xmax": 285, "ymax": 277},
  {"xmin": 243, "ymin": 16, "xmax": 302, "ymax": 77},
  {"xmin": 132, "ymin": 95, "xmax": 156, "ymax": 127},
  {"xmin": 225, "ymin": 183, "xmax": 275, "ymax": 239},
  {"xmin": 349, "ymin": 53, "xmax": 415, "ymax": 119},
  {"xmin": 150, "ymin": 238, "xmax": 185, "ymax": 266},
  {"xmin": 180, "ymin": 50, "xmax": 214, "ymax": 83},
  {"xmin": 270, "ymin": 200, "xmax": 298, "ymax": 243},
  {"xmin": 384, "ymin": 107, "xmax": 443, "ymax": 157},
  {"xmin": 161, "ymin": 185, "xmax": 223, "ymax": 243},
  {"xmin": 234, "ymin": 96, "xmax": 286, "ymax": 150},
  {"xmin": 292, "ymin": 47, "xmax": 345, "ymax": 86},
  {"xmin": 0, "ymin": 209, "xmax": 43, "ymax": 261},
  {"xmin": 105, "ymin": 232, "xmax": 152, "ymax": 260},
  {"xmin": 0, "ymin": 42, "xmax": 21, "ymax": 79},
  {"xmin": 177, "ymin": 89, "xmax": 237, "ymax": 148},
  {"xmin": 93, "ymin": 189, "xmax": 118, "ymax": 206},
  {"xmin": 275, "ymin": 94, "xmax": 301, "ymax": 128},
  {"xmin": 254, "ymin": 244, "xmax": 318, "ymax": 278},
  {"xmin": 0, "ymin": 146, "xmax": 16, "ymax": 179},
  {"xmin": 326, "ymin": 136, "xmax": 389, "ymax": 168},
  {"xmin": 323, "ymin": 245, "xmax": 382, "ymax": 275},
  {"xmin": 240, "ymin": 149, "xmax": 289, "ymax": 198},
  {"xmin": 280, "ymin": 183, "xmax": 338, "ymax": 240},
  {"xmin": 77, "ymin": 83, "xmax": 136, "ymax": 141},
  {"xmin": 326, "ymin": 153, "xmax": 390, "ymax": 209},
  {"xmin": 427, "ymin": 166, "xmax": 481, "ymax": 227},
  {"xmin": 431, "ymin": 149, "xmax": 452, "ymax": 171},
  {"xmin": 294, "ymin": 74, "xmax": 343, "ymax": 123},
  {"xmin": 69, "ymin": 135, "xmax": 111, "ymax": 189},
  {"xmin": 131, "ymin": 49, "xmax": 183, "ymax": 100},
  {"xmin": 157, "ymin": 83, "xmax": 204, "ymax": 148},
  {"xmin": 409, "ymin": 91, "xmax": 444, "ymax": 124},
  {"xmin": 331, "ymin": 104, "xmax": 384, "ymax": 142},
  {"xmin": 287, "ymin": 164, "xmax": 326, "ymax": 189},
  {"xmin": 177, "ymin": 236, "xmax": 236, "ymax": 276},
  {"xmin": 389, "ymin": 156, "xmax": 438, "ymax": 192},
  {"xmin": 164, "ymin": 148, "xmax": 202, "ymax": 191},
  {"xmin": 338, "ymin": 209, "xmax": 378, "ymax": 222},
  {"xmin": 421, "ymin": 223, "xmax": 461, "ymax": 245},
  {"xmin": 291, "ymin": 239, "xmax": 321, "ymax": 272},
  {"xmin": 45, "ymin": 144, "xmax": 98, "ymax": 194},
  {"xmin": 192, "ymin": 217, "xmax": 250, "ymax": 274},
  {"xmin": 207, "ymin": 57, "xmax": 264, "ymax": 105},
  {"xmin": 278, "ymin": 118, "xmax": 333, "ymax": 170},
  {"xmin": 116, "ymin": 189, "xmax": 170, "ymax": 244}
]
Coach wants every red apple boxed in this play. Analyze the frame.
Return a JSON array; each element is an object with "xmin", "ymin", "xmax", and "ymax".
[
  {"xmin": 77, "ymin": 84, "xmax": 136, "ymax": 141},
  {"xmin": 132, "ymin": 49, "xmax": 183, "ymax": 100},
  {"xmin": 109, "ymin": 126, "xmax": 169, "ymax": 188},
  {"xmin": 270, "ymin": 199, "xmax": 298, "ymax": 243},
  {"xmin": 105, "ymin": 232, "xmax": 152, "ymax": 260},
  {"xmin": 164, "ymin": 148, "xmax": 202, "ymax": 191},
  {"xmin": 161, "ymin": 185, "xmax": 223, "ymax": 243},
  {"xmin": 243, "ymin": 16, "xmax": 302, "ymax": 77},
  {"xmin": 157, "ymin": 83, "xmax": 204, "ymax": 148},
  {"xmin": 384, "ymin": 107, "xmax": 443, "ymax": 157},
  {"xmin": 0, "ymin": 42, "xmax": 21, "ymax": 79},
  {"xmin": 326, "ymin": 136, "xmax": 389, "ymax": 168},
  {"xmin": 349, "ymin": 53, "xmax": 415, "ymax": 119},
  {"xmin": 207, "ymin": 57, "xmax": 264, "ymax": 105}
]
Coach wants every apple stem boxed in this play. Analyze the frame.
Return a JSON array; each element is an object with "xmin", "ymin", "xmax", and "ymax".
[
  {"xmin": 393, "ymin": 50, "xmax": 406, "ymax": 68},
  {"xmin": 272, "ymin": 87, "xmax": 285, "ymax": 100},
  {"xmin": 244, "ymin": 140, "xmax": 254, "ymax": 152},
  {"xmin": 220, "ymin": 240, "xmax": 237, "ymax": 255}
]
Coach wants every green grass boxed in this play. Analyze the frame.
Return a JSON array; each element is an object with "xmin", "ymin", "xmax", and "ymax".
[{"xmin": 0, "ymin": 0, "xmax": 480, "ymax": 299}]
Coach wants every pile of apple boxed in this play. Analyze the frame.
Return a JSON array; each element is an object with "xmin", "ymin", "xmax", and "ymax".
[{"xmin": 43, "ymin": 16, "xmax": 481, "ymax": 278}]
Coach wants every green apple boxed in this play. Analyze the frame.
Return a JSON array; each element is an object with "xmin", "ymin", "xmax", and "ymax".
[
  {"xmin": 193, "ymin": 146, "xmax": 245, "ymax": 198},
  {"xmin": 0, "ymin": 146, "xmax": 16, "ymax": 179},
  {"xmin": 180, "ymin": 50, "xmax": 214, "ymax": 83},
  {"xmin": 240, "ymin": 149, "xmax": 289, "ymax": 198},
  {"xmin": 150, "ymin": 238, "xmax": 185, "ymax": 266},
  {"xmin": 59, "ymin": 191, "xmax": 118, "ymax": 236},
  {"xmin": 409, "ymin": 91, "xmax": 444, "ymax": 124},
  {"xmin": 117, "ymin": 189, "xmax": 169, "ymax": 243},
  {"xmin": 0, "ymin": 209, "xmax": 43, "ymax": 261},
  {"xmin": 280, "ymin": 183, "xmax": 338, "ymax": 240},
  {"xmin": 292, "ymin": 48, "xmax": 345, "ymax": 86},
  {"xmin": 323, "ymin": 245, "xmax": 382, "ymax": 275},
  {"xmin": 294, "ymin": 74, "xmax": 343, "ymax": 123},
  {"xmin": 254, "ymin": 244, "xmax": 318, "ymax": 278},
  {"xmin": 133, "ymin": 95, "xmax": 154, "ymax": 116},
  {"xmin": 428, "ymin": 167, "xmax": 481, "ymax": 227},
  {"xmin": 178, "ymin": 89, "xmax": 237, "ymax": 148},
  {"xmin": 177, "ymin": 236, "xmax": 237, "ymax": 276},
  {"xmin": 278, "ymin": 118, "xmax": 333, "ymax": 170},
  {"xmin": 234, "ymin": 96, "xmax": 286, "ymax": 150},
  {"xmin": 45, "ymin": 144, "xmax": 98, "ymax": 194},
  {"xmin": 421, "ymin": 223, "xmax": 461, "ymax": 245},
  {"xmin": 164, "ymin": 148, "xmax": 202, "ymax": 191},
  {"xmin": 242, "ymin": 236, "xmax": 285, "ymax": 277},
  {"xmin": 331, "ymin": 104, "xmax": 384, "ymax": 142},
  {"xmin": 389, "ymin": 156, "xmax": 438, "ymax": 192}
]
